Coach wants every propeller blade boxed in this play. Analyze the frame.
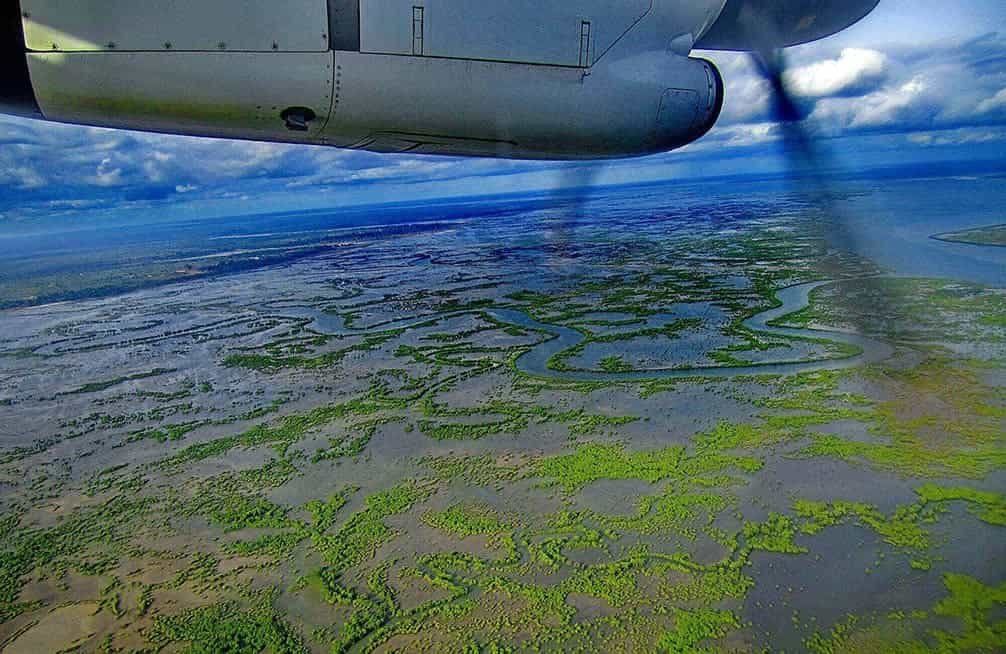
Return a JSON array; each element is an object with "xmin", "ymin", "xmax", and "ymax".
[
  {"xmin": 542, "ymin": 164, "xmax": 599, "ymax": 272},
  {"xmin": 749, "ymin": 47, "xmax": 894, "ymax": 334}
]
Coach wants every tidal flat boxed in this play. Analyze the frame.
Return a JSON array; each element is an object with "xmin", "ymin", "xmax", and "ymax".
[{"xmin": 0, "ymin": 178, "xmax": 1004, "ymax": 653}]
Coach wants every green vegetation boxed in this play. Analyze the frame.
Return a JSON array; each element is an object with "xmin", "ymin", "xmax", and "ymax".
[
  {"xmin": 777, "ymin": 278, "xmax": 1006, "ymax": 343},
  {"xmin": 60, "ymin": 368, "xmax": 176, "ymax": 395},
  {"xmin": 183, "ymin": 458, "xmax": 300, "ymax": 533},
  {"xmin": 159, "ymin": 396, "xmax": 393, "ymax": 468},
  {"xmin": 794, "ymin": 500, "xmax": 931, "ymax": 551},
  {"xmin": 416, "ymin": 400, "xmax": 638, "ymax": 442},
  {"xmin": 743, "ymin": 513, "xmax": 807, "ymax": 554},
  {"xmin": 535, "ymin": 436, "xmax": 762, "ymax": 494},
  {"xmin": 422, "ymin": 454, "xmax": 526, "ymax": 487},
  {"xmin": 224, "ymin": 329, "xmax": 406, "ymax": 371},
  {"xmin": 423, "ymin": 502, "xmax": 512, "ymax": 538},
  {"xmin": 602, "ymin": 485, "xmax": 732, "ymax": 539},
  {"xmin": 914, "ymin": 484, "xmax": 1006, "ymax": 526},
  {"xmin": 311, "ymin": 417, "xmax": 400, "ymax": 463},
  {"xmin": 599, "ymin": 355, "xmax": 634, "ymax": 373},
  {"xmin": 149, "ymin": 601, "xmax": 307, "ymax": 653},
  {"xmin": 547, "ymin": 318, "xmax": 703, "ymax": 372},
  {"xmin": 658, "ymin": 608, "xmax": 741, "ymax": 653},
  {"xmin": 0, "ymin": 496, "xmax": 155, "ymax": 622},
  {"xmin": 753, "ymin": 357, "xmax": 1006, "ymax": 480},
  {"xmin": 315, "ymin": 482, "xmax": 432, "ymax": 574},
  {"xmin": 306, "ymin": 488, "xmax": 356, "ymax": 533},
  {"xmin": 3, "ymin": 215, "xmax": 1005, "ymax": 653},
  {"xmin": 933, "ymin": 224, "xmax": 1006, "ymax": 247},
  {"xmin": 806, "ymin": 574, "xmax": 1006, "ymax": 653},
  {"xmin": 127, "ymin": 420, "xmax": 209, "ymax": 444}
]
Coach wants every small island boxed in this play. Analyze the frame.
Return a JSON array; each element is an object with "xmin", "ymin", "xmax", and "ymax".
[{"xmin": 932, "ymin": 223, "xmax": 1006, "ymax": 247}]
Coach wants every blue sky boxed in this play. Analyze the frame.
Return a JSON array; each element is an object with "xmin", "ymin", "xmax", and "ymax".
[{"xmin": 1, "ymin": 0, "xmax": 1004, "ymax": 224}]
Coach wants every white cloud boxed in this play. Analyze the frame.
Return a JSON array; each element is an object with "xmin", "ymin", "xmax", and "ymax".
[
  {"xmin": 175, "ymin": 184, "xmax": 198, "ymax": 193},
  {"xmin": 805, "ymin": 75, "xmax": 931, "ymax": 132},
  {"xmin": 47, "ymin": 199, "xmax": 103, "ymax": 209},
  {"xmin": 7, "ymin": 166, "xmax": 47, "ymax": 189},
  {"xmin": 91, "ymin": 157, "xmax": 125, "ymax": 187},
  {"xmin": 907, "ymin": 127, "xmax": 1006, "ymax": 146},
  {"xmin": 850, "ymin": 76, "xmax": 928, "ymax": 128},
  {"xmin": 785, "ymin": 48, "xmax": 888, "ymax": 98},
  {"xmin": 976, "ymin": 87, "xmax": 1006, "ymax": 114},
  {"xmin": 695, "ymin": 122, "xmax": 780, "ymax": 149}
]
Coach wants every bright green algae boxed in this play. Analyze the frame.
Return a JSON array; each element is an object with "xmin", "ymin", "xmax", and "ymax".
[{"xmin": 423, "ymin": 502, "xmax": 513, "ymax": 539}]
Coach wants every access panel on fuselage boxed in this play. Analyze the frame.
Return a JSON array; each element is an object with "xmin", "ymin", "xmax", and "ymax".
[
  {"xmin": 27, "ymin": 51, "xmax": 335, "ymax": 143},
  {"xmin": 329, "ymin": 0, "xmax": 361, "ymax": 51},
  {"xmin": 359, "ymin": 0, "xmax": 652, "ymax": 66},
  {"xmin": 20, "ymin": 0, "xmax": 330, "ymax": 52}
]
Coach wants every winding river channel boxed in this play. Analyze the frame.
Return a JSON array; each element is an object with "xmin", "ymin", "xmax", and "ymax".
[{"xmin": 289, "ymin": 280, "xmax": 894, "ymax": 381}]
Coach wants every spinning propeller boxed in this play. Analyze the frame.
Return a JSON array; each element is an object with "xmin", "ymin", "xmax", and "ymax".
[{"xmin": 544, "ymin": 0, "xmax": 885, "ymax": 334}]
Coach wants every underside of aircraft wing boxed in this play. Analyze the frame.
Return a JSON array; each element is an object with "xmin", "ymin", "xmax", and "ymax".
[{"xmin": 696, "ymin": 0, "xmax": 882, "ymax": 51}]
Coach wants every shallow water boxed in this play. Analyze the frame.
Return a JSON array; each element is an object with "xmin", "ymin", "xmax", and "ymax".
[
  {"xmin": 0, "ymin": 173, "xmax": 1002, "ymax": 653},
  {"xmin": 287, "ymin": 279, "xmax": 894, "ymax": 381}
]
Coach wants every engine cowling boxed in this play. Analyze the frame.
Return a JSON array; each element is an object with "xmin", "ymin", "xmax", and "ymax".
[
  {"xmin": 320, "ymin": 51, "xmax": 723, "ymax": 159},
  {"xmin": 6, "ymin": 0, "xmax": 726, "ymax": 159}
]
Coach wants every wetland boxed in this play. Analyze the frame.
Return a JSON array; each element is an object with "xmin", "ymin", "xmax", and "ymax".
[{"xmin": 0, "ymin": 174, "xmax": 1004, "ymax": 652}]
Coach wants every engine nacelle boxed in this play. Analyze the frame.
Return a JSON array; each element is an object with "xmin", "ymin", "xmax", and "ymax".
[
  {"xmin": 2, "ymin": 0, "xmax": 728, "ymax": 159},
  {"xmin": 323, "ymin": 51, "xmax": 723, "ymax": 159}
]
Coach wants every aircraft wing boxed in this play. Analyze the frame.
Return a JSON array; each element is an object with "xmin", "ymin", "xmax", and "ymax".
[{"xmin": 696, "ymin": 0, "xmax": 882, "ymax": 50}]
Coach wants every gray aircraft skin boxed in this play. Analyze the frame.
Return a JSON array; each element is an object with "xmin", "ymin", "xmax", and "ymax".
[{"xmin": 2, "ymin": 1, "xmax": 879, "ymax": 160}]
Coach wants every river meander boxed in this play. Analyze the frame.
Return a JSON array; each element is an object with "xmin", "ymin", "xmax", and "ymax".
[{"xmin": 291, "ymin": 280, "xmax": 894, "ymax": 381}]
